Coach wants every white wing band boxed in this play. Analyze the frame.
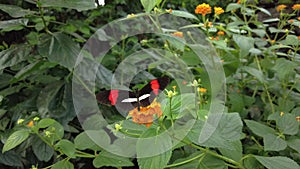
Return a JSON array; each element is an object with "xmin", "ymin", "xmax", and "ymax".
[{"xmin": 121, "ymin": 94, "xmax": 150, "ymax": 103}]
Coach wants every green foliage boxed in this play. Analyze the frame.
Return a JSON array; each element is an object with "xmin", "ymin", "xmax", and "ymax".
[{"xmin": 0, "ymin": 0, "xmax": 300, "ymax": 168}]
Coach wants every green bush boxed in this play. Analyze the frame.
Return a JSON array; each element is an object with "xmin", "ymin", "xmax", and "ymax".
[{"xmin": 0, "ymin": 0, "xmax": 300, "ymax": 169}]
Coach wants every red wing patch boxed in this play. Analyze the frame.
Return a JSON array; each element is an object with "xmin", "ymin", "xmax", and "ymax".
[
  {"xmin": 150, "ymin": 79, "xmax": 160, "ymax": 95},
  {"xmin": 109, "ymin": 90, "xmax": 119, "ymax": 105}
]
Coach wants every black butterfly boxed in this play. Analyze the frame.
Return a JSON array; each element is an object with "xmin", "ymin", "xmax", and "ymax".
[{"xmin": 96, "ymin": 76, "xmax": 170, "ymax": 112}]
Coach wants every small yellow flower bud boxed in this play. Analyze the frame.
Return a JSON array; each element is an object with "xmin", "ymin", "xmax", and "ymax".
[
  {"xmin": 33, "ymin": 117, "xmax": 40, "ymax": 121},
  {"xmin": 191, "ymin": 80, "xmax": 198, "ymax": 87},
  {"xmin": 280, "ymin": 112, "xmax": 284, "ymax": 116},
  {"xmin": 167, "ymin": 91, "xmax": 174, "ymax": 98},
  {"xmin": 45, "ymin": 131, "xmax": 51, "ymax": 137},
  {"xmin": 127, "ymin": 13, "xmax": 136, "ymax": 18},
  {"xmin": 115, "ymin": 123, "xmax": 122, "ymax": 131},
  {"xmin": 17, "ymin": 119, "xmax": 25, "ymax": 124}
]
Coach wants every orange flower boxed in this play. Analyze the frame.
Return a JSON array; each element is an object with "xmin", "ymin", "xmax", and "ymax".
[
  {"xmin": 298, "ymin": 17, "xmax": 300, "ymax": 21},
  {"xmin": 298, "ymin": 36, "xmax": 300, "ymax": 40},
  {"xmin": 166, "ymin": 8, "xmax": 172, "ymax": 13},
  {"xmin": 128, "ymin": 100, "xmax": 163, "ymax": 127},
  {"xmin": 296, "ymin": 116, "xmax": 300, "ymax": 122},
  {"xmin": 195, "ymin": 3, "xmax": 212, "ymax": 16},
  {"xmin": 214, "ymin": 7, "xmax": 224, "ymax": 15},
  {"xmin": 27, "ymin": 121, "xmax": 34, "ymax": 127},
  {"xmin": 276, "ymin": 5, "xmax": 287, "ymax": 12},
  {"xmin": 198, "ymin": 87, "xmax": 207, "ymax": 93},
  {"xmin": 292, "ymin": 4, "xmax": 300, "ymax": 10},
  {"xmin": 270, "ymin": 39, "xmax": 276, "ymax": 44},
  {"xmin": 217, "ymin": 31, "xmax": 225, "ymax": 36},
  {"xmin": 288, "ymin": 19, "xmax": 294, "ymax": 23},
  {"xmin": 172, "ymin": 31, "xmax": 184, "ymax": 38},
  {"xmin": 211, "ymin": 36, "xmax": 219, "ymax": 41},
  {"xmin": 237, "ymin": 0, "xmax": 241, "ymax": 4}
]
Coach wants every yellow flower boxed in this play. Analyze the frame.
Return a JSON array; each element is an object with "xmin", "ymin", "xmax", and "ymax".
[
  {"xmin": 172, "ymin": 31, "xmax": 184, "ymax": 38},
  {"xmin": 195, "ymin": 3, "xmax": 212, "ymax": 16},
  {"xmin": 128, "ymin": 100, "xmax": 163, "ymax": 127},
  {"xmin": 214, "ymin": 7, "xmax": 224, "ymax": 15},
  {"xmin": 198, "ymin": 87, "xmax": 207, "ymax": 93},
  {"xmin": 17, "ymin": 119, "xmax": 24, "ymax": 124},
  {"xmin": 33, "ymin": 117, "xmax": 40, "ymax": 121},
  {"xmin": 292, "ymin": 4, "xmax": 300, "ymax": 10},
  {"xmin": 115, "ymin": 123, "xmax": 122, "ymax": 131},
  {"xmin": 207, "ymin": 21, "xmax": 213, "ymax": 28},
  {"xmin": 127, "ymin": 13, "xmax": 136, "ymax": 18},
  {"xmin": 280, "ymin": 112, "xmax": 284, "ymax": 116},
  {"xmin": 276, "ymin": 5, "xmax": 287, "ymax": 12}
]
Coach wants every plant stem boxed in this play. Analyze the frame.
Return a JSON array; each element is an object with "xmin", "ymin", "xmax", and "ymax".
[{"xmin": 165, "ymin": 153, "xmax": 205, "ymax": 168}]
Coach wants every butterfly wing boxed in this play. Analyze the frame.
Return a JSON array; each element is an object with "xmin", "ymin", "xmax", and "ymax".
[
  {"xmin": 138, "ymin": 76, "xmax": 170, "ymax": 107},
  {"xmin": 96, "ymin": 90, "xmax": 138, "ymax": 112}
]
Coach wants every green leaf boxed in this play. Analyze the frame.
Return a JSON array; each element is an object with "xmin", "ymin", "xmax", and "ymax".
[
  {"xmin": 159, "ymin": 33, "xmax": 186, "ymax": 51},
  {"xmin": 254, "ymin": 7, "xmax": 271, "ymax": 16},
  {"xmin": 219, "ymin": 140, "xmax": 242, "ymax": 162},
  {"xmin": 11, "ymin": 60, "xmax": 46, "ymax": 83},
  {"xmin": 263, "ymin": 18, "xmax": 280, "ymax": 23},
  {"xmin": 189, "ymin": 113, "xmax": 242, "ymax": 149},
  {"xmin": 281, "ymin": 35, "xmax": 299, "ymax": 46},
  {"xmin": 38, "ymin": 118, "xmax": 56, "ymax": 128},
  {"xmin": 55, "ymin": 139, "xmax": 76, "ymax": 158},
  {"xmin": 137, "ymin": 129, "xmax": 172, "ymax": 169},
  {"xmin": 287, "ymin": 138, "xmax": 300, "ymax": 153},
  {"xmin": 0, "ymin": 150, "xmax": 23, "ymax": 167},
  {"xmin": 233, "ymin": 34, "xmax": 255, "ymax": 58},
  {"xmin": 277, "ymin": 114, "xmax": 299, "ymax": 135},
  {"xmin": 40, "ymin": 0, "xmax": 96, "ymax": 11},
  {"xmin": 171, "ymin": 10, "xmax": 199, "ymax": 20},
  {"xmin": 38, "ymin": 33, "xmax": 80, "ymax": 70},
  {"xmin": 0, "ymin": 18, "xmax": 28, "ymax": 31},
  {"xmin": 51, "ymin": 160, "xmax": 74, "ymax": 169},
  {"xmin": 37, "ymin": 81, "xmax": 64, "ymax": 116},
  {"xmin": 254, "ymin": 156, "xmax": 300, "ymax": 169},
  {"xmin": 0, "ymin": 44, "xmax": 31, "ymax": 71},
  {"xmin": 93, "ymin": 151, "xmax": 134, "ymax": 168},
  {"xmin": 74, "ymin": 132, "xmax": 98, "ymax": 150},
  {"xmin": 226, "ymin": 3, "xmax": 241, "ymax": 11},
  {"xmin": 245, "ymin": 120, "xmax": 276, "ymax": 137},
  {"xmin": 263, "ymin": 134, "xmax": 287, "ymax": 151},
  {"xmin": 140, "ymin": 0, "xmax": 156, "ymax": 12},
  {"xmin": 244, "ymin": 66, "xmax": 265, "ymax": 83},
  {"xmin": 2, "ymin": 129, "xmax": 30, "ymax": 153},
  {"xmin": 0, "ymin": 4, "xmax": 35, "ymax": 18},
  {"xmin": 37, "ymin": 118, "xmax": 64, "ymax": 143},
  {"xmin": 32, "ymin": 137, "xmax": 54, "ymax": 162},
  {"xmin": 272, "ymin": 58, "xmax": 297, "ymax": 81}
]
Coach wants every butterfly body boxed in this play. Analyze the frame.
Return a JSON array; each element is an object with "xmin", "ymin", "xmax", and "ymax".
[{"xmin": 96, "ymin": 76, "xmax": 170, "ymax": 112}]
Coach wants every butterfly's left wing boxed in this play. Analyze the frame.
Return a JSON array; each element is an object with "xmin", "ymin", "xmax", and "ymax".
[
  {"xmin": 96, "ymin": 90, "xmax": 138, "ymax": 112},
  {"xmin": 138, "ymin": 76, "xmax": 170, "ymax": 107}
]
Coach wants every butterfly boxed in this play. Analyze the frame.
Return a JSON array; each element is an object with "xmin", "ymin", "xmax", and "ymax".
[{"xmin": 96, "ymin": 76, "xmax": 170, "ymax": 112}]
